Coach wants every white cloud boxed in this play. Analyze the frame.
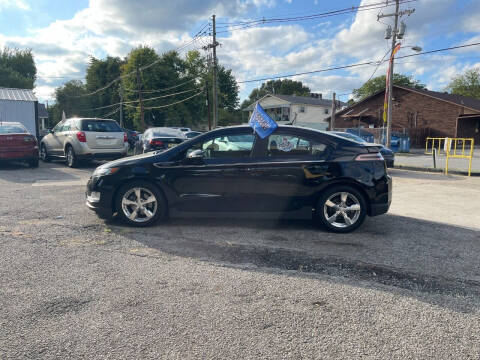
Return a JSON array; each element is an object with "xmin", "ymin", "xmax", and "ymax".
[{"xmin": 0, "ymin": 0, "xmax": 29, "ymax": 11}]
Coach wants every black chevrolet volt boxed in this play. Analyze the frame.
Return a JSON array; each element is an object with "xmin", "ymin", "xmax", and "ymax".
[{"xmin": 86, "ymin": 125, "xmax": 391, "ymax": 233}]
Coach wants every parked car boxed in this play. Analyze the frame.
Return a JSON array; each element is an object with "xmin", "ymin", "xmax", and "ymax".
[
  {"xmin": 140, "ymin": 127, "xmax": 186, "ymax": 153},
  {"xmin": 86, "ymin": 125, "xmax": 391, "ymax": 233},
  {"xmin": 170, "ymin": 127, "xmax": 191, "ymax": 132},
  {"xmin": 0, "ymin": 122, "xmax": 39, "ymax": 167},
  {"xmin": 123, "ymin": 128, "xmax": 139, "ymax": 150},
  {"xmin": 40, "ymin": 118, "xmax": 128, "ymax": 167},
  {"xmin": 330, "ymin": 131, "xmax": 395, "ymax": 168},
  {"xmin": 185, "ymin": 131, "xmax": 203, "ymax": 139}
]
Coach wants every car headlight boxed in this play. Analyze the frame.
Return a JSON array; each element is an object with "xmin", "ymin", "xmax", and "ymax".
[{"xmin": 93, "ymin": 167, "xmax": 120, "ymax": 177}]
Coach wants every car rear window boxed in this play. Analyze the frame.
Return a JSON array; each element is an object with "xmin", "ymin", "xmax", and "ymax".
[
  {"xmin": 81, "ymin": 120, "xmax": 122, "ymax": 132},
  {"xmin": 0, "ymin": 124, "xmax": 27, "ymax": 134}
]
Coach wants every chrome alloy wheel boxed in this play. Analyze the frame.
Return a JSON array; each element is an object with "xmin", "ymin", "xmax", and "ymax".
[
  {"xmin": 40, "ymin": 145, "xmax": 47, "ymax": 160},
  {"xmin": 66, "ymin": 147, "xmax": 74, "ymax": 166},
  {"xmin": 121, "ymin": 187, "xmax": 158, "ymax": 223},
  {"xmin": 323, "ymin": 192, "xmax": 361, "ymax": 229}
]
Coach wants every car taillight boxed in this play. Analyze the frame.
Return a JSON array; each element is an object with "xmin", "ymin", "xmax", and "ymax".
[
  {"xmin": 149, "ymin": 140, "xmax": 163, "ymax": 146},
  {"xmin": 124, "ymin": 132, "xmax": 128, "ymax": 142},
  {"xmin": 355, "ymin": 153, "xmax": 384, "ymax": 161},
  {"xmin": 76, "ymin": 131, "xmax": 87, "ymax": 142}
]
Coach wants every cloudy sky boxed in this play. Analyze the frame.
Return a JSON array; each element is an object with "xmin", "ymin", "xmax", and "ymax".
[{"xmin": 0, "ymin": 0, "xmax": 479, "ymax": 104}]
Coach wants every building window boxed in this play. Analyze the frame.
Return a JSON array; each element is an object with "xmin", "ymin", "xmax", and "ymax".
[
  {"xmin": 300, "ymin": 105, "xmax": 306, "ymax": 113},
  {"xmin": 324, "ymin": 108, "xmax": 329, "ymax": 114}
]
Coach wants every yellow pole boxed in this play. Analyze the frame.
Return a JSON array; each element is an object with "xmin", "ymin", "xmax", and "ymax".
[
  {"xmin": 454, "ymin": 139, "xmax": 457, "ymax": 156},
  {"xmin": 445, "ymin": 138, "xmax": 450, "ymax": 174}
]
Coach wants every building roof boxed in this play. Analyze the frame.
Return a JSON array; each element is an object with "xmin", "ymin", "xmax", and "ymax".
[
  {"xmin": 243, "ymin": 94, "xmax": 345, "ymax": 111},
  {"xmin": 326, "ymin": 85, "xmax": 480, "ymax": 122},
  {"xmin": 38, "ymin": 103, "xmax": 48, "ymax": 118},
  {"xmin": 0, "ymin": 87, "xmax": 37, "ymax": 102}
]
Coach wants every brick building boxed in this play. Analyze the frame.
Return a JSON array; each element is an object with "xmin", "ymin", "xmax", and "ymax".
[{"xmin": 327, "ymin": 85, "xmax": 480, "ymax": 145}]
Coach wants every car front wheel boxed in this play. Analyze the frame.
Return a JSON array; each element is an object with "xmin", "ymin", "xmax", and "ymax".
[
  {"xmin": 115, "ymin": 180, "xmax": 167, "ymax": 226},
  {"xmin": 316, "ymin": 186, "xmax": 367, "ymax": 233}
]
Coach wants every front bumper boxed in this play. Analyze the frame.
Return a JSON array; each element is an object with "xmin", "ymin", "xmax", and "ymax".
[{"xmin": 85, "ymin": 175, "xmax": 116, "ymax": 218}]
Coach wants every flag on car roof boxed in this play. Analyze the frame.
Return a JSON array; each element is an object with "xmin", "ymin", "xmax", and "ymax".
[{"xmin": 249, "ymin": 102, "xmax": 278, "ymax": 139}]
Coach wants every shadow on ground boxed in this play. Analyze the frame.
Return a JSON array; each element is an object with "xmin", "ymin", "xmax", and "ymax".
[{"xmin": 108, "ymin": 212, "xmax": 480, "ymax": 311}]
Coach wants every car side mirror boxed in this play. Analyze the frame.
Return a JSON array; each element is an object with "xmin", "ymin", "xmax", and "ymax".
[{"xmin": 187, "ymin": 149, "xmax": 204, "ymax": 159}]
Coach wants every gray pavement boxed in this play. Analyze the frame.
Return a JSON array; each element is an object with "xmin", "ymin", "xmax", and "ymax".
[
  {"xmin": 1, "ymin": 161, "xmax": 480, "ymax": 359},
  {"xmin": 395, "ymin": 148, "xmax": 480, "ymax": 174}
]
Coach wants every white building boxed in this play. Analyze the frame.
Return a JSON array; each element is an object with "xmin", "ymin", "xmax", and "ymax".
[
  {"xmin": 0, "ymin": 87, "xmax": 39, "ymax": 137},
  {"xmin": 243, "ymin": 93, "xmax": 346, "ymax": 131}
]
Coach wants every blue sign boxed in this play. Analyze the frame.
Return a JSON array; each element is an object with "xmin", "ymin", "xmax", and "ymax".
[{"xmin": 249, "ymin": 103, "xmax": 278, "ymax": 139}]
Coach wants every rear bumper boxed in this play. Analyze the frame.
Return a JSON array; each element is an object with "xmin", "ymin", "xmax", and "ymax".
[
  {"xmin": 0, "ymin": 149, "xmax": 38, "ymax": 161},
  {"xmin": 78, "ymin": 152, "xmax": 126, "ymax": 161},
  {"xmin": 369, "ymin": 174, "xmax": 392, "ymax": 217}
]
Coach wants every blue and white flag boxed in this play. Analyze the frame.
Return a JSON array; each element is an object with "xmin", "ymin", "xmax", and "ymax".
[{"xmin": 249, "ymin": 103, "xmax": 278, "ymax": 139}]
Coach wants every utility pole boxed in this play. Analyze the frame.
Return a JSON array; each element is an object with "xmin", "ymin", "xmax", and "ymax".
[
  {"xmin": 212, "ymin": 15, "xmax": 219, "ymax": 129},
  {"xmin": 330, "ymin": 92, "xmax": 336, "ymax": 130},
  {"xmin": 119, "ymin": 83, "xmax": 124, "ymax": 128},
  {"xmin": 378, "ymin": 0, "xmax": 414, "ymax": 148},
  {"xmin": 206, "ymin": 81, "xmax": 212, "ymax": 130},
  {"xmin": 136, "ymin": 67, "xmax": 145, "ymax": 130}
]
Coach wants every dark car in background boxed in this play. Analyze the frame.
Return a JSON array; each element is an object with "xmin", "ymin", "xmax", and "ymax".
[
  {"xmin": 140, "ymin": 127, "xmax": 186, "ymax": 153},
  {"xmin": 86, "ymin": 125, "xmax": 392, "ymax": 233},
  {"xmin": 330, "ymin": 131, "xmax": 395, "ymax": 168},
  {"xmin": 123, "ymin": 128, "xmax": 139, "ymax": 150},
  {"xmin": 185, "ymin": 131, "xmax": 203, "ymax": 139},
  {"xmin": 0, "ymin": 122, "xmax": 39, "ymax": 167}
]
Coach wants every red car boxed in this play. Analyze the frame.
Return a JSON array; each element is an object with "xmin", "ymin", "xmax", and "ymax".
[{"xmin": 0, "ymin": 122, "xmax": 39, "ymax": 167}]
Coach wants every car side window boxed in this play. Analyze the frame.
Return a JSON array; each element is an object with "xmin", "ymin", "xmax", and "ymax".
[
  {"xmin": 186, "ymin": 134, "xmax": 255, "ymax": 159},
  {"xmin": 267, "ymin": 134, "xmax": 328, "ymax": 158},
  {"xmin": 53, "ymin": 121, "xmax": 64, "ymax": 133},
  {"xmin": 62, "ymin": 120, "xmax": 72, "ymax": 132}
]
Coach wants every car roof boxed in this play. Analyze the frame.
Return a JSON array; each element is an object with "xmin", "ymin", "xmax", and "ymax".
[
  {"xmin": 146, "ymin": 127, "xmax": 185, "ymax": 136},
  {"xmin": 0, "ymin": 121, "xmax": 23, "ymax": 126}
]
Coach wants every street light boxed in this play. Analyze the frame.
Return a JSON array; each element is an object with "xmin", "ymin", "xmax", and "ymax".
[{"xmin": 384, "ymin": 44, "xmax": 422, "ymax": 148}]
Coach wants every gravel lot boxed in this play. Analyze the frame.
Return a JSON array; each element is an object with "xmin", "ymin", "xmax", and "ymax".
[{"xmin": 1, "ymin": 160, "xmax": 479, "ymax": 359}]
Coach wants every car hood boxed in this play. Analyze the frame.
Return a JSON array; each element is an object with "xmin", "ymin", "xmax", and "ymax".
[{"xmin": 99, "ymin": 152, "xmax": 158, "ymax": 169}]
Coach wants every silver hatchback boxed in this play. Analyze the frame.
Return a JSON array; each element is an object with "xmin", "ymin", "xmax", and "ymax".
[{"xmin": 40, "ymin": 118, "xmax": 128, "ymax": 167}]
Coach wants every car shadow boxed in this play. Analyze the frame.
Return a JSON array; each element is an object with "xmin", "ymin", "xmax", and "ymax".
[
  {"xmin": 0, "ymin": 160, "xmax": 98, "ymax": 184},
  {"xmin": 108, "ymin": 213, "xmax": 480, "ymax": 313}
]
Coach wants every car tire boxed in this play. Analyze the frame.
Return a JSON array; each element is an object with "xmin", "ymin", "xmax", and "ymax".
[
  {"xmin": 28, "ymin": 158, "xmax": 39, "ymax": 168},
  {"xmin": 65, "ymin": 145, "xmax": 78, "ymax": 168},
  {"xmin": 315, "ymin": 185, "xmax": 367, "ymax": 233},
  {"xmin": 40, "ymin": 144, "xmax": 50, "ymax": 162},
  {"xmin": 115, "ymin": 180, "xmax": 167, "ymax": 227}
]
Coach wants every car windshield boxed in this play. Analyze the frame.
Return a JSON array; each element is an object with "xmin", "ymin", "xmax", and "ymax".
[
  {"xmin": 0, "ymin": 124, "xmax": 27, "ymax": 134},
  {"xmin": 81, "ymin": 120, "xmax": 122, "ymax": 132}
]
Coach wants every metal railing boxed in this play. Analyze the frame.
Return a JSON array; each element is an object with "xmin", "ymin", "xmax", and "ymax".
[
  {"xmin": 445, "ymin": 138, "xmax": 475, "ymax": 176},
  {"xmin": 425, "ymin": 137, "xmax": 447, "ymax": 155}
]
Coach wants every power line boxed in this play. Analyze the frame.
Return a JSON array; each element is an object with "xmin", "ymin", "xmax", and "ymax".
[
  {"xmin": 237, "ymin": 42, "xmax": 480, "ymax": 84},
  {"xmin": 122, "ymin": 78, "xmax": 199, "ymax": 94},
  {"xmin": 123, "ymin": 91, "xmax": 204, "ymax": 110},
  {"xmin": 215, "ymin": 0, "xmax": 416, "ymax": 33}
]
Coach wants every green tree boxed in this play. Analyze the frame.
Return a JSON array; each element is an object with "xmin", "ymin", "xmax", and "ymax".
[
  {"xmin": 51, "ymin": 80, "xmax": 89, "ymax": 124},
  {"xmin": 241, "ymin": 79, "xmax": 311, "ymax": 109},
  {"xmin": 353, "ymin": 73, "xmax": 426, "ymax": 101},
  {"xmin": 85, "ymin": 56, "xmax": 124, "ymax": 121},
  {"xmin": 445, "ymin": 68, "xmax": 480, "ymax": 99},
  {"xmin": 0, "ymin": 47, "xmax": 36, "ymax": 89}
]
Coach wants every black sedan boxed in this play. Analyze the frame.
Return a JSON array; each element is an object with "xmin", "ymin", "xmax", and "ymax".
[
  {"xmin": 330, "ymin": 131, "xmax": 395, "ymax": 168},
  {"xmin": 86, "ymin": 126, "xmax": 392, "ymax": 233},
  {"xmin": 140, "ymin": 127, "xmax": 186, "ymax": 153}
]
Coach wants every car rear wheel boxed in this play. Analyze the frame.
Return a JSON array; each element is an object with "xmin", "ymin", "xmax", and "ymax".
[
  {"xmin": 65, "ymin": 145, "xmax": 78, "ymax": 168},
  {"xmin": 115, "ymin": 180, "xmax": 167, "ymax": 227},
  {"xmin": 315, "ymin": 186, "xmax": 367, "ymax": 233},
  {"xmin": 40, "ymin": 144, "xmax": 50, "ymax": 162}
]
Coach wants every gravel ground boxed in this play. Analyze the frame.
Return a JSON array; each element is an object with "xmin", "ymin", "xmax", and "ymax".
[{"xmin": 0, "ymin": 161, "xmax": 479, "ymax": 359}]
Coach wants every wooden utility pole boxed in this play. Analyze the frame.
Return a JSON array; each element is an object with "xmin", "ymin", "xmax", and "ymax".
[
  {"xmin": 330, "ymin": 92, "xmax": 336, "ymax": 130},
  {"xmin": 119, "ymin": 83, "xmax": 124, "ymax": 128},
  {"xmin": 206, "ymin": 81, "xmax": 212, "ymax": 130},
  {"xmin": 136, "ymin": 67, "xmax": 146, "ymax": 130},
  {"xmin": 212, "ymin": 14, "xmax": 219, "ymax": 129}
]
